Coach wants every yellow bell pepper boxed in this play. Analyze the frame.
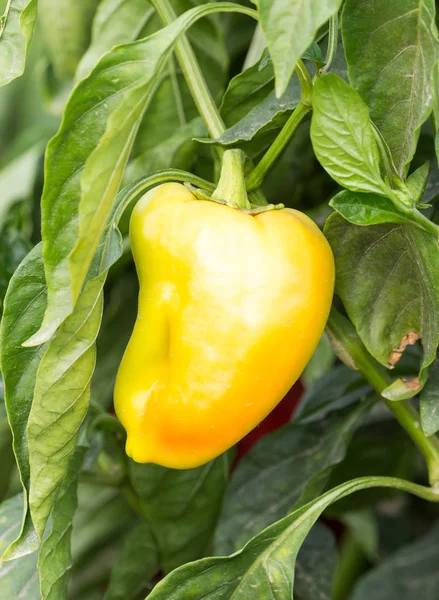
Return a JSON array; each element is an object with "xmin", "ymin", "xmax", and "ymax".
[{"xmin": 114, "ymin": 182, "xmax": 334, "ymax": 469}]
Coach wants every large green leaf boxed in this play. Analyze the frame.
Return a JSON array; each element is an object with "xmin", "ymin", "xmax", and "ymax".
[
  {"xmin": 0, "ymin": 495, "xmax": 39, "ymax": 597},
  {"xmin": 343, "ymin": 0, "xmax": 439, "ymax": 176},
  {"xmin": 0, "ymin": 245, "xmax": 48, "ymax": 558},
  {"xmin": 25, "ymin": 2, "xmax": 247, "ymax": 347},
  {"xmin": 0, "ymin": 0, "xmax": 37, "ymax": 86},
  {"xmin": 27, "ymin": 275, "xmax": 104, "ymax": 539},
  {"xmin": 214, "ymin": 401, "xmax": 370, "ymax": 556},
  {"xmin": 325, "ymin": 214, "xmax": 439, "ymax": 398},
  {"xmin": 294, "ymin": 523, "xmax": 337, "ymax": 600},
  {"xmin": 258, "ymin": 0, "xmax": 342, "ymax": 96},
  {"xmin": 311, "ymin": 74, "xmax": 387, "ymax": 196},
  {"xmin": 129, "ymin": 454, "xmax": 229, "ymax": 572},
  {"xmin": 146, "ymin": 476, "xmax": 436, "ymax": 600},
  {"xmin": 352, "ymin": 521, "xmax": 439, "ymax": 600},
  {"xmin": 38, "ymin": 0, "xmax": 100, "ymax": 79},
  {"xmin": 76, "ymin": 0, "xmax": 158, "ymax": 81}
]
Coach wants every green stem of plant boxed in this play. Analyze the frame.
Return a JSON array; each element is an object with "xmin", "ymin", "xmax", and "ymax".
[
  {"xmin": 212, "ymin": 149, "xmax": 251, "ymax": 209},
  {"xmin": 320, "ymin": 13, "xmax": 338, "ymax": 74},
  {"xmin": 152, "ymin": 0, "xmax": 257, "ymax": 142},
  {"xmin": 152, "ymin": 0, "xmax": 225, "ymax": 139},
  {"xmin": 332, "ymin": 532, "xmax": 367, "ymax": 600},
  {"xmin": 246, "ymin": 102, "xmax": 311, "ymax": 191},
  {"xmin": 327, "ymin": 308, "xmax": 439, "ymax": 488},
  {"xmin": 295, "ymin": 59, "xmax": 313, "ymax": 106}
]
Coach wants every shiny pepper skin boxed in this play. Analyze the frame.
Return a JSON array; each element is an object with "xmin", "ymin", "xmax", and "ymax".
[{"xmin": 114, "ymin": 183, "xmax": 335, "ymax": 469}]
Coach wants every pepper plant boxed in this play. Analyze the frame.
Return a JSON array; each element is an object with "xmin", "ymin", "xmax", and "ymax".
[{"xmin": 1, "ymin": 0, "xmax": 439, "ymax": 598}]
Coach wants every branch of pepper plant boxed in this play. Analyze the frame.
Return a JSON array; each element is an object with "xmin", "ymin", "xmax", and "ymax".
[{"xmin": 327, "ymin": 307, "xmax": 439, "ymax": 489}]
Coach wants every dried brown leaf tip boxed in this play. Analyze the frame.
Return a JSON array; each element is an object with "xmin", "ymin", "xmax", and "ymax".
[
  {"xmin": 388, "ymin": 331, "xmax": 420, "ymax": 367},
  {"xmin": 401, "ymin": 377, "xmax": 421, "ymax": 392}
]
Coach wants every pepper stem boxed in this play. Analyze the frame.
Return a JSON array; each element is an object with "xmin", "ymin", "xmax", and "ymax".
[{"xmin": 212, "ymin": 149, "xmax": 251, "ymax": 210}]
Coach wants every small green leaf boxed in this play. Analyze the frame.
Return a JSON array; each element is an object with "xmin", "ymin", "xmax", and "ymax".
[
  {"xmin": 407, "ymin": 162, "xmax": 430, "ymax": 203},
  {"xmin": 325, "ymin": 214, "xmax": 439, "ymax": 389},
  {"xmin": 129, "ymin": 454, "xmax": 229, "ymax": 573},
  {"xmin": 258, "ymin": 0, "xmax": 342, "ymax": 96},
  {"xmin": 104, "ymin": 523, "xmax": 159, "ymax": 600},
  {"xmin": 420, "ymin": 358, "xmax": 439, "ymax": 435},
  {"xmin": 342, "ymin": 0, "xmax": 439, "ymax": 176},
  {"xmin": 302, "ymin": 41, "xmax": 323, "ymax": 63},
  {"xmin": 329, "ymin": 190, "xmax": 415, "ymax": 226},
  {"xmin": 352, "ymin": 521, "xmax": 439, "ymax": 600},
  {"xmin": 311, "ymin": 74, "xmax": 387, "ymax": 196},
  {"xmin": 0, "ymin": 0, "xmax": 37, "ymax": 86}
]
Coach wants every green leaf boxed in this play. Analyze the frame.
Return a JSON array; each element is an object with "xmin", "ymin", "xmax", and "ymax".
[
  {"xmin": 0, "ymin": 398, "xmax": 15, "ymax": 501},
  {"xmin": 329, "ymin": 190, "xmax": 415, "ymax": 226},
  {"xmin": 302, "ymin": 41, "xmax": 323, "ymax": 63},
  {"xmin": 125, "ymin": 118, "xmax": 206, "ymax": 184},
  {"xmin": 104, "ymin": 523, "xmax": 159, "ymax": 600},
  {"xmin": 0, "ymin": 495, "xmax": 39, "ymax": 596},
  {"xmin": 420, "ymin": 358, "xmax": 439, "ymax": 435},
  {"xmin": 325, "ymin": 214, "xmax": 439, "ymax": 395},
  {"xmin": 258, "ymin": 0, "xmax": 342, "ymax": 96},
  {"xmin": 407, "ymin": 161, "xmax": 430, "ymax": 203},
  {"xmin": 71, "ymin": 484, "xmax": 136, "ymax": 565},
  {"xmin": 214, "ymin": 402, "xmax": 370, "ymax": 557},
  {"xmin": 0, "ymin": 143, "xmax": 42, "ymax": 226},
  {"xmin": 38, "ymin": 446, "xmax": 86, "ymax": 600},
  {"xmin": 327, "ymin": 420, "xmax": 415, "ymax": 512},
  {"xmin": 38, "ymin": 0, "xmax": 100, "ymax": 80},
  {"xmin": 26, "ymin": 2, "xmax": 242, "ymax": 347},
  {"xmin": 0, "ymin": 0, "xmax": 37, "ymax": 86},
  {"xmin": 0, "ymin": 245, "xmax": 48, "ymax": 558},
  {"xmin": 147, "ymin": 476, "xmax": 434, "ymax": 600},
  {"xmin": 214, "ymin": 52, "xmax": 302, "ymax": 146},
  {"xmin": 0, "ymin": 228, "xmax": 31, "ymax": 312},
  {"xmin": 342, "ymin": 0, "xmax": 439, "ymax": 176},
  {"xmin": 129, "ymin": 454, "xmax": 229, "ymax": 572},
  {"xmin": 311, "ymin": 74, "xmax": 388, "ymax": 196},
  {"xmin": 294, "ymin": 523, "xmax": 337, "ymax": 600},
  {"xmin": 75, "ymin": 0, "xmax": 158, "ymax": 81},
  {"xmin": 295, "ymin": 364, "xmax": 370, "ymax": 422},
  {"xmin": 27, "ymin": 275, "xmax": 104, "ymax": 539},
  {"xmin": 352, "ymin": 521, "xmax": 439, "ymax": 600},
  {"xmin": 302, "ymin": 331, "xmax": 336, "ymax": 386}
]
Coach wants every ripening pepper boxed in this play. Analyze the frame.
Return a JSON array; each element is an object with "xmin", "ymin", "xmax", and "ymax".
[{"xmin": 114, "ymin": 182, "xmax": 334, "ymax": 469}]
